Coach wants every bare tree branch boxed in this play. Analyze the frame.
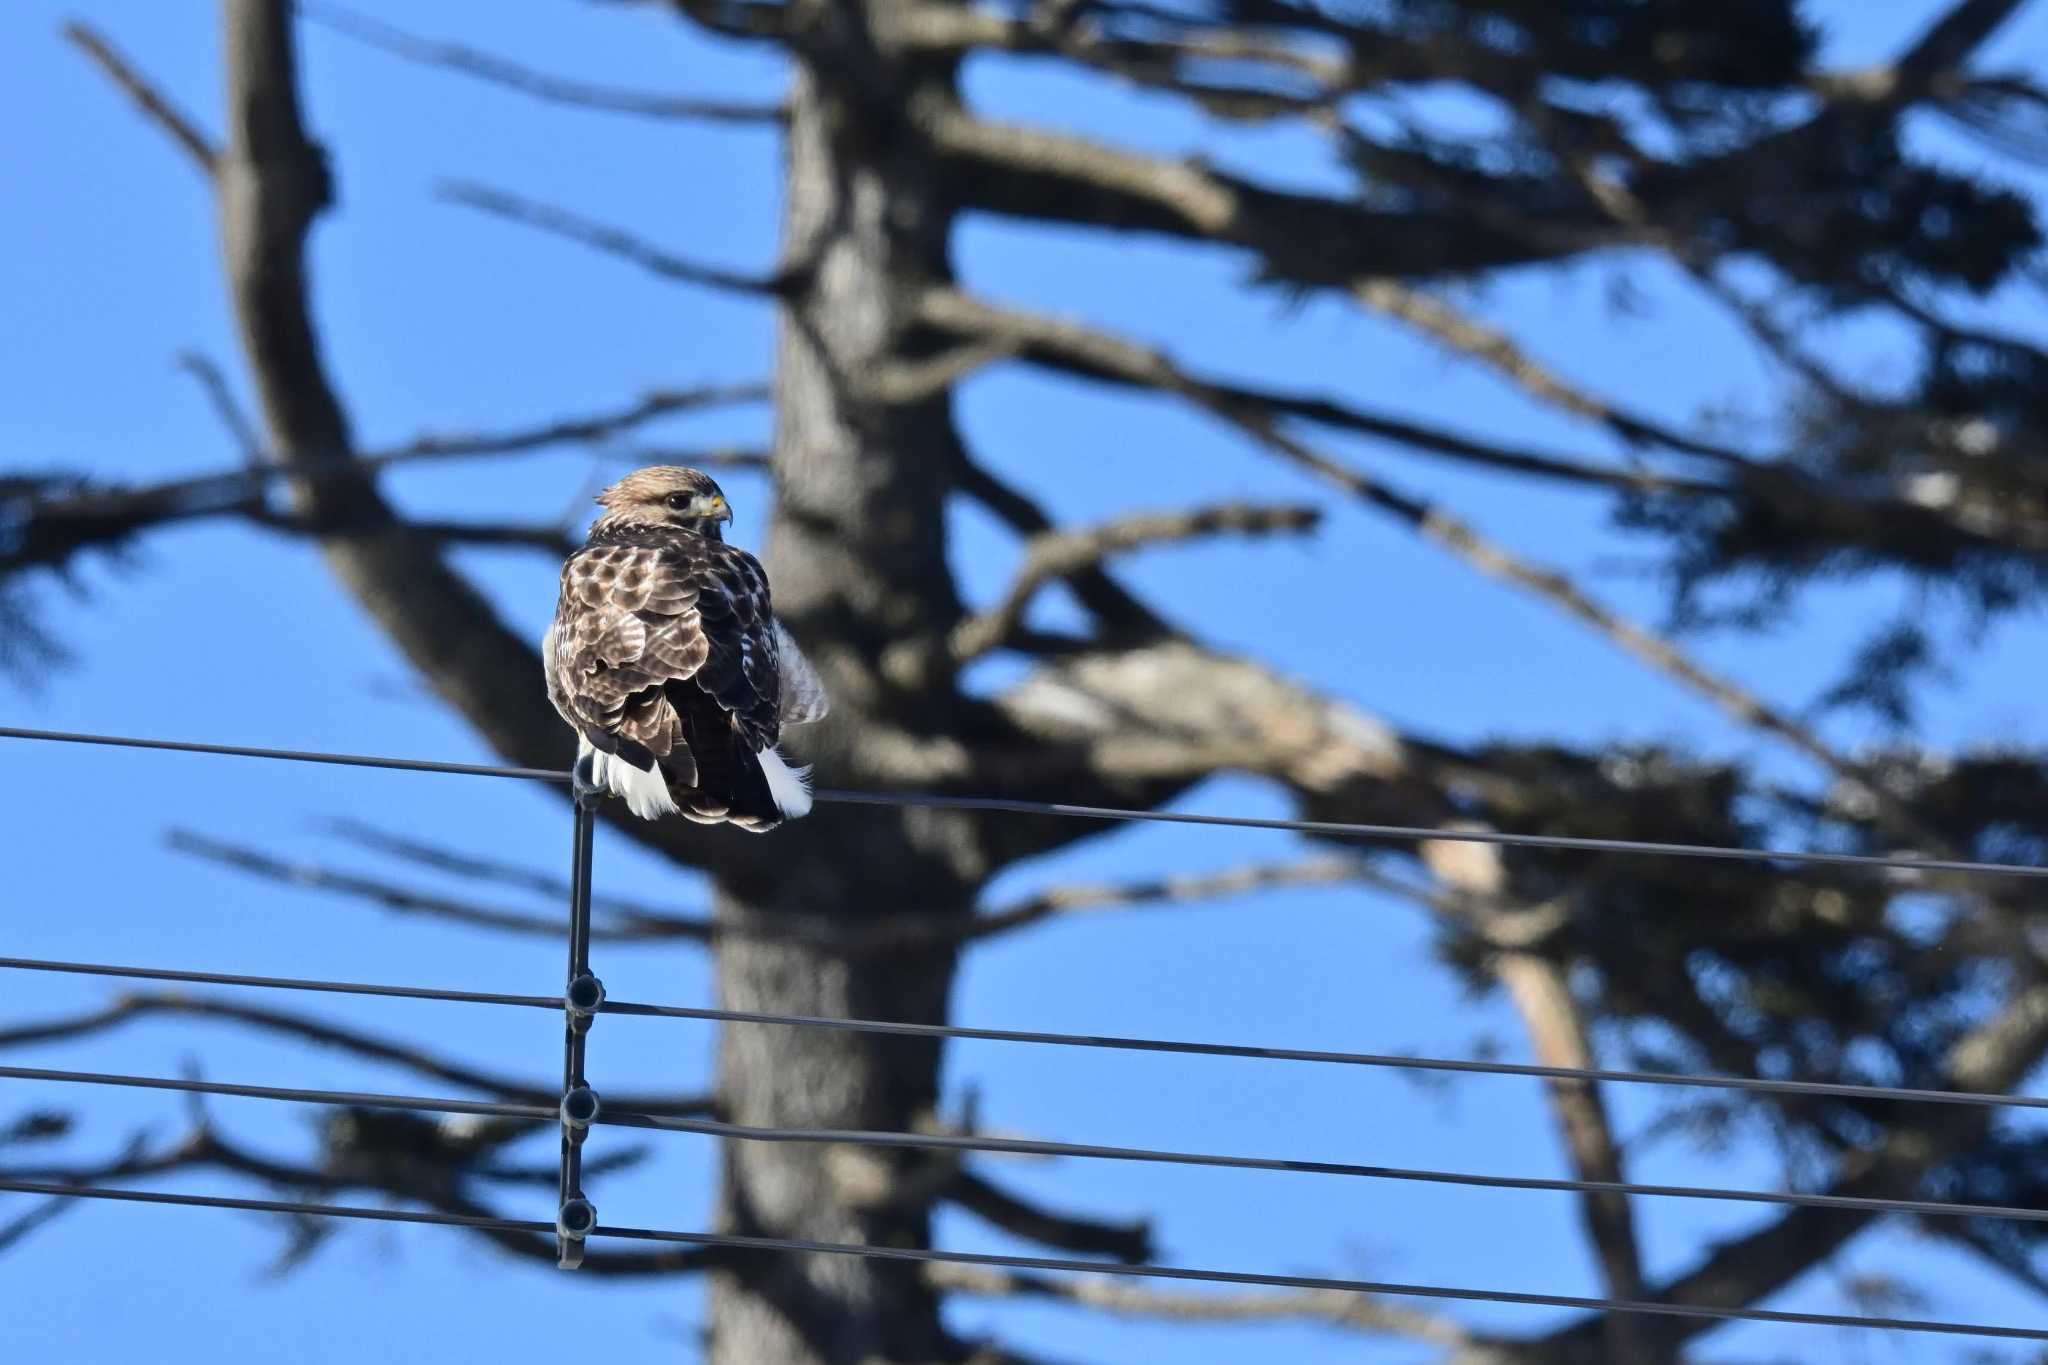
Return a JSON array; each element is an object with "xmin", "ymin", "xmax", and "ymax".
[
  {"xmin": 322, "ymin": 818, "xmax": 702, "ymax": 924},
  {"xmin": 369, "ymin": 383, "xmax": 770, "ymax": 464},
  {"xmin": 950, "ymin": 446, "xmax": 1168, "ymax": 639},
  {"xmin": 61, "ymin": 23, "xmax": 219, "ymax": 175},
  {"xmin": 1492, "ymin": 952, "xmax": 1648, "ymax": 1353},
  {"xmin": 604, "ymin": 445, "xmax": 774, "ymax": 474},
  {"xmin": 303, "ymin": 2, "xmax": 784, "ymax": 125},
  {"xmin": 944, "ymin": 1169, "xmax": 1152, "ymax": 1263},
  {"xmin": 925, "ymin": 1261, "xmax": 1473, "ymax": 1346},
  {"xmin": 1814, "ymin": 0, "xmax": 2028, "ymax": 102},
  {"xmin": 892, "ymin": 1, "xmax": 1352, "ymax": 96},
  {"xmin": 424, "ymin": 184, "xmax": 1698, "ymax": 502},
  {"xmin": 0, "ymin": 992, "xmax": 714, "ymax": 1116},
  {"xmin": 442, "ymin": 182, "xmax": 783, "ymax": 298},
  {"xmin": 951, "ymin": 503, "xmax": 1321, "ymax": 662},
  {"xmin": 914, "ymin": 98, "xmax": 1617, "ymax": 281},
  {"xmin": 643, "ymin": 0, "xmax": 800, "ymax": 45},
  {"xmin": 0, "ymin": 1191, "xmax": 75, "ymax": 1255},
  {"xmin": 168, "ymin": 828, "xmax": 716, "ymax": 943},
  {"xmin": 0, "ymin": 1123, "xmax": 718, "ymax": 1274},
  {"xmin": 175, "ymin": 351, "xmax": 264, "ymax": 461},
  {"xmin": 1347, "ymin": 280, "xmax": 1763, "ymax": 472},
  {"xmin": 325, "ymin": 820, "xmax": 1359, "ymax": 951},
  {"xmin": 951, "ymin": 859, "xmax": 1363, "ymax": 947},
  {"xmin": 918, "ymin": 288, "xmax": 1951, "ymax": 850},
  {"xmin": 197, "ymin": 818, "xmax": 1358, "ymax": 956},
  {"xmin": 919, "ymin": 290, "xmax": 1726, "ymax": 498},
  {"xmin": 1531, "ymin": 981, "xmax": 2048, "ymax": 1360}
]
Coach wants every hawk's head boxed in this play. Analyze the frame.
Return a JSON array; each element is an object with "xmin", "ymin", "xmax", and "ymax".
[{"xmin": 594, "ymin": 466, "xmax": 734, "ymax": 539}]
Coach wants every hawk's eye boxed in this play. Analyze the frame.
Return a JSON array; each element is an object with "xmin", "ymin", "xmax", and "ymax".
[{"xmin": 665, "ymin": 493, "xmax": 692, "ymax": 511}]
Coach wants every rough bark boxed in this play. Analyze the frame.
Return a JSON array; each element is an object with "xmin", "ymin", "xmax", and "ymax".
[{"xmin": 704, "ymin": 10, "xmax": 980, "ymax": 1361}]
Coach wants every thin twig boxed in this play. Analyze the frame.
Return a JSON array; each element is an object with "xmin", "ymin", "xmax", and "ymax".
[
  {"xmin": 304, "ymin": 2, "xmax": 783, "ymax": 125},
  {"xmin": 0, "ymin": 993, "xmax": 713, "ymax": 1116},
  {"xmin": 914, "ymin": 288, "xmax": 1944, "ymax": 850},
  {"xmin": 945, "ymin": 1169, "xmax": 1152, "ymax": 1263},
  {"xmin": 174, "ymin": 352, "xmax": 263, "ymax": 462},
  {"xmin": 441, "ymin": 182, "xmax": 782, "ymax": 298},
  {"xmin": 168, "ymin": 829, "xmax": 715, "ymax": 943},
  {"xmin": 61, "ymin": 23, "xmax": 219, "ymax": 175},
  {"xmin": 951, "ymin": 503, "xmax": 1321, "ymax": 661}
]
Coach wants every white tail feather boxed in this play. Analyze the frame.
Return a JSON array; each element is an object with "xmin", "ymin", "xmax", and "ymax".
[
  {"xmin": 758, "ymin": 746, "xmax": 812, "ymax": 820},
  {"xmin": 582, "ymin": 737, "xmax": 679, "ymax": 820}
]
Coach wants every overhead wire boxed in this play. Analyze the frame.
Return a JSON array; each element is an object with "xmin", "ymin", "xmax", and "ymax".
[
  {"xmin": 1, "ymin": 1178, "xmax": 2045, "ymax": 1344},
  {"xmin": 6, "ymin": 1061, "xmax": 2047, "ymax": 1226},
  {"xmin": 5, "ymin": 953, "xmax": 2045, "ymax": 1114},
  {"xmin": 6, "ymin": 724, "xmax": 2047, "ymax": 880},
  {"xmin": 9, "ymin": 720, "xmax": 2048, "ymax": 1340}
]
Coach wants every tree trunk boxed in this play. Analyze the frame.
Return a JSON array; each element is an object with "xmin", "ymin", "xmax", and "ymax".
[{"xmin": 705, "ymin": 11, "xmax": 979, "ymax": 1362}]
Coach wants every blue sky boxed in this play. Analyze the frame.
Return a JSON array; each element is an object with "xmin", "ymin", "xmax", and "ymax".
[{"xmin": 4, "ymin": 2, "xmax": 2048, "ymax": 1361}]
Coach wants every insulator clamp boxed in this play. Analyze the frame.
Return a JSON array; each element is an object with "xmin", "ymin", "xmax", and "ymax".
[{"xmin": 565, "ymin": 973, "xmax": 605, "ymax": 1019}]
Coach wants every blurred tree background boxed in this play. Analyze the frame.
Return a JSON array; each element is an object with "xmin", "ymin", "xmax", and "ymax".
[{"xmin": 6, "ymin": 1, "xmax": 2048, "ymax": 1362}]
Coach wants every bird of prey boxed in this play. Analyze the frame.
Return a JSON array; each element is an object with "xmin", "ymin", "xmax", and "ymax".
[{"xmin": 543, "ymin": 466, "xmax": 827, "ymax": 831}]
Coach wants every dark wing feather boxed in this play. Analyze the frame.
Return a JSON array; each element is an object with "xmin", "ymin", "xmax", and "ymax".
[{"xmin": 683, "ymin": 547, "xmax": 780, "ymax": 753}]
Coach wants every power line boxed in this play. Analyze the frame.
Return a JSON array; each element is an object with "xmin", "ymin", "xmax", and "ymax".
[
  {"xmin": 8, "ymin": 1061, "xmax": 2047, "ymax": 1226},
  {"xmin": 6, "ymin": 723, "xmax": 2046, "ymax": 880},
  {"xmin": 7, "ymin": 953, "xmax": 2046, "ymax": 1114},
  {"xmin": 11, "ymin": 724, "xmax": 2048, "ymax": 1339},
  {"xmin": 0, "ymin": 956, "xmax": 557, "ymax": 1011},
  {"xmin": 2, "ymin": 1178, "xmax": 2044, "ymax": 1344},
  {"xmin": 0, "ymin": 1062, "xmax": 551, "ymax": 1124}
]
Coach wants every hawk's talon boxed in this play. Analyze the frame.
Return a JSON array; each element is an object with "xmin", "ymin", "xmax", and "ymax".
[{"xmin": 572, "ymin": 754, "xmax": 605, "ymax": 809}]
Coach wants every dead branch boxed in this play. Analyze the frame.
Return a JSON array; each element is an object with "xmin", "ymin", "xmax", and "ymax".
[
  {"xmin": 893, "ymin": 1, "xmax": 1350, "ymax": 94},
  {"xmin": 944, "ymin": 1169, "xmax": 1152, "ymax": 1263},
  {"xmin": 366, "ymin": 518, "xmax": 574, "ymax": 555},
  {"xmin": 645, "ymin": 0, "xmax": 799, "ymax": 45},
  {"xmin": 918, "ymin": 290, "xmax": 1725, "ymax": 498},
  {"xmin": 61, "ymin": 23, "xmax": 219, "ymax": 175},
  {"xmin": 3, "ymin": 380, "xmax": 766, "ymax": 580},
  {"xmin": 913, "ymin": 97, "xmax": 1616, "ymax": 281},
  {"xmin": 205, "ymin": 819, "xmax": 1356, "ymax": 955},
  {"xmin": 323, "ymin": 817, "xmax": 704, "ymax": 928},
  {"xmin": 0, "ymin": 992, "xmax": 714, "ymax": 1116},
  {"xmin": 441, "ymin": 182, "xmax": 783, "ymax": 298},
  {"xmin": 1492, "ymin": 953, "xmax": 1648, "ymax": 1351},
  {"xmin": 424, "ymin": 184, "xmax": 1694, "ymax": 502},
  {"xmin": 0, "ymin": 1123, "xmax": 717, "ymax": 1275},
  {"xmin": 366, "ymin": 383, "xmax": 769, "ymax": 464},
  {"xmin": 1531, "ymin": 978, "xmax": 2048, "ymax": 1360},
  {"xmin": 304, "ymin": 3, "xmax": 783, "ymax": 125},
  {"xmin": 925, "ymin": 1261, "xmax": 1472, "ymax": 1346},
  {"xmin": 950, "ymin": 503, "xmax": 1321, "ymax": 662},
  {"xmin": 602, "ymin": 445, "xmax": 774, "ymax": 474},
  {"xmin": 168, "ymin": 829, "xmax": 716, "ymax": 943},
  {"xmin": 953, "ymin": 859, "xmax": 1362, "ymax": 947},
  {"xmin": 950, "ymin": 446, "xmax": 1167, "ymax": 639},
  {"xmin": 917, "ymin": 288, "xmax": 1944, "ymax": 849},
  {"xmin": 175, "ymin": 351, "xmax": 263, "ymax": 461},
  {"xmin": 1347, "ymin": 280, "xmax": 1762, "ymax": 472}
]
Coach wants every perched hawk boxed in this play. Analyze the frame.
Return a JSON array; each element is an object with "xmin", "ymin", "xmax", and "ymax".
[{"xmin": 544, "ymin": 467, "xmax": 827, "ymax": 831}]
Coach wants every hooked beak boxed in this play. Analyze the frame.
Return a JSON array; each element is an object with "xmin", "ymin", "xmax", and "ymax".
[{"xmin": 699, "ymin": 494, "xmax": 733, "ymax": 525}]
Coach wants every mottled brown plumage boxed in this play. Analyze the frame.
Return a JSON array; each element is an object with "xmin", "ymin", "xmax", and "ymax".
[{"xmin": 544, "ymin": 467, "xmax": 825, "ymax": 830}]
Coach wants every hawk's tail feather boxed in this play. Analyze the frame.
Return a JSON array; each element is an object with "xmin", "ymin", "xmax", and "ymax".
[
  {"xmin": 582, "ymin": 737, "xmax": 680, "ymax": 820},
  {"xmin": 757, "ymin": 746, "xmax": 813, "ymax": 820},
  {"xmin": 675, "ymin": 745, "xmax": 807, "ymax": 833}
]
